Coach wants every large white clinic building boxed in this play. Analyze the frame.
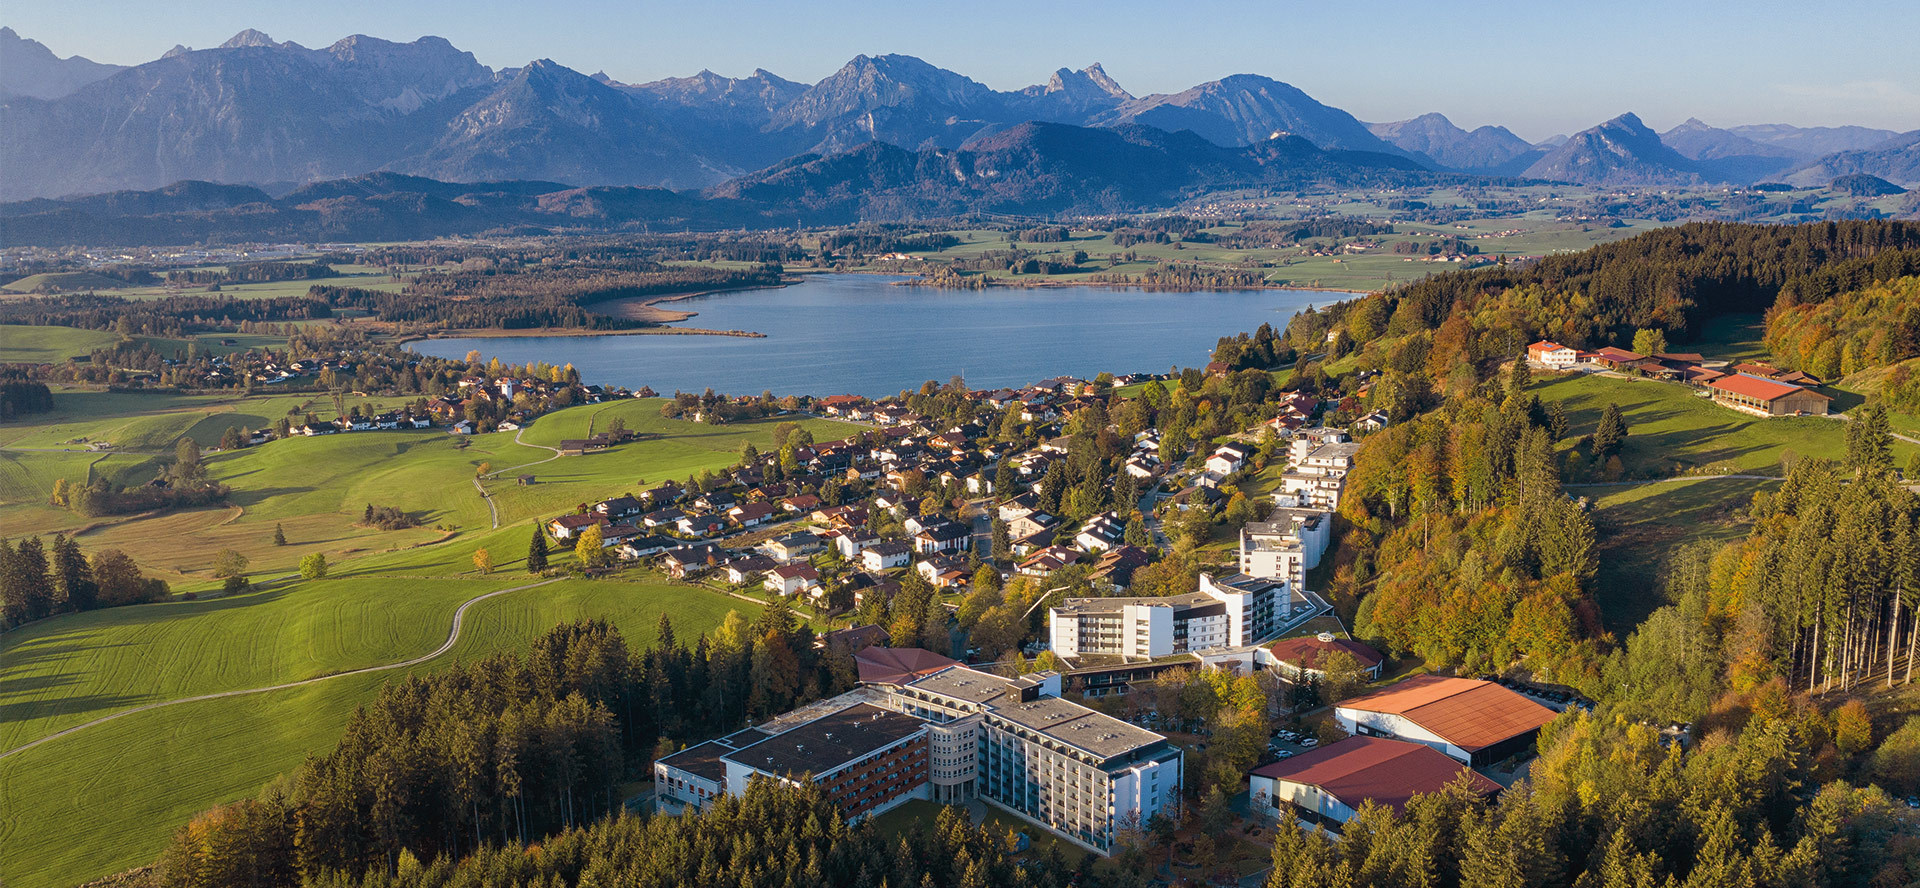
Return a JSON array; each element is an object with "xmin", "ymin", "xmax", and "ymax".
[{"xmin": 655, "ymin": 647, "xmax": 1183, "ymax": 853}]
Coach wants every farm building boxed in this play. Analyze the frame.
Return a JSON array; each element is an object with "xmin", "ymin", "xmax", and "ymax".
[{"xmin": 1706, "ymin": 374, "xmax": 1831, "ymax": 417}]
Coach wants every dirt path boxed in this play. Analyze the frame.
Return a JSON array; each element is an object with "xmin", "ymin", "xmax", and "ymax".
[
  {"xmin": 1564, "ymin": 475, "xmax": 1783, "ymax": 489},
  {"xmin": 0, "ymin": 577, "xmax": 561, "ymax": 762},
  {"xmin": 473, "ymin": 428, "xmax": 565, "ymax": 530}
]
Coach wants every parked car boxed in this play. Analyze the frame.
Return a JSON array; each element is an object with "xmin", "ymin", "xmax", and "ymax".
[
  {"xmin": 1275, "ymin": 750, "xmax": 1294, "ymax": 759},
  {"xmin": 1298, "ymin": 737, "xmax": 1319, "ymax": 748}
]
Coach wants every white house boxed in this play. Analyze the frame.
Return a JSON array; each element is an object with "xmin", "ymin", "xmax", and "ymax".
[
  {"xmin": 1206, "ymin": 442, "xmax": 1255, "ymax": 476},
  {"xmin": 765, "ymin": 564, "xmax": 822, "ymax": 597},
  {"xmin": 1525, "ymin": 340, "xmax": 1577, "ymax": 369},
  {"xmin": 862, "ymin": 541, "xmax": 912, "ymax": 572}
]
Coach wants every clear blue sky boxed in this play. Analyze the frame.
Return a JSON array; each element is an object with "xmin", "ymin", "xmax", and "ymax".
[{"xmin": 8, "ymin": 0, "xmax": 1917, "ymax": 140}]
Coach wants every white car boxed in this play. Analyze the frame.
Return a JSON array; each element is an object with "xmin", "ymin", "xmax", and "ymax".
[{"xmin": 1297, "ymin": 737, "xmax": 1319, "ymax": 748}]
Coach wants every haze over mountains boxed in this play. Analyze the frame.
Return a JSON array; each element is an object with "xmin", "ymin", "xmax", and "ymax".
[{"xmin": 1, "ymin": 27, "xmax": 1915, "ymax": 203}]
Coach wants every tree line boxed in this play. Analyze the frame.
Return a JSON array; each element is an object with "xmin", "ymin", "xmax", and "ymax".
[{"xmin": 0, "ymin": 534, "xmax": 169, "ymax": 629}]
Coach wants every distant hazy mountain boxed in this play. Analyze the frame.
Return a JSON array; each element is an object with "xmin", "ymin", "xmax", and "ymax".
[
  {"xmin": 1726, "ymin": 124, "xmax": 1902, "ymax": 159},
  {"xmin": 1523, "ymin": 113, "xmax": 1701, "ymax": 185},
  {"xmin": 4, "ymin": 26, "xmax": 1908, "ymax": 201},
  {"xmin": 1, "ymin": 122, "xmax": 1436, "ymax": 245},
  {"xmin": 388, "ymin": 59, "xmax": 736, "ymax": 190},
  {"xmin": 1367, "ymin": 113, "xmax": 1541, "ymax": 174},
  {"xmin": 708, "ymin": 120, "xmax": 1426, "ymax": 221},
  {"xmin": 1092, "ymin": 74, "xmax": 1411, "ymax": 158},
  {"xmin": 0, "ymin": 31, "xmax": 497, "ymax": 199},
  {"xmin": 1659, "ymin": 118, "xmax": 1801, "ymax": 182},
  {"xmin": 1782, "ymin": 131, "xmax": 1920, "ymax": 188},
  {"xmin": 0, "ymin": 26, "xmax": 126, "ymax": 100}
]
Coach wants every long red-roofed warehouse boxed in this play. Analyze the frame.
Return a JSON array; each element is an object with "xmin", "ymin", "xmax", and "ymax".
[
  {"xmin": 1249, "ymin": 736, "xmax": 1500, "ymax": 828},
  {"xmin": 1333, "ymin": 675, "xmax": 1557, "ymax": 766}
]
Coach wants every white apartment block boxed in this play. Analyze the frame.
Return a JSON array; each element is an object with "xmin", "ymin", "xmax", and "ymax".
[
  {"xmin": 1239, "ymin": 505, "xmax": 1333, "ymax": 586},
  {"xmin": 1050, "ymin": 573, "xmax": 1301, "ymax": 659}
]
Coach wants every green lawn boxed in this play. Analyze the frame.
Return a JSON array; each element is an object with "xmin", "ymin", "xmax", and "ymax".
[
  {"xmin": 0, "ymin": 271, "xmax": 135, "ymax": 293},
  {"xmin": 0, "ymin": 575, "xmax": 522, "ymax": 752},
  {"xmin": 474, "ymin": 400, "xmax": 856, "ymax": 527},
  {"xmin": 0, "ymin": 325, "xmax": 123, "ymax": 363},
  {"xmin": 1585, "ymin": 477, "xmax": 1776, "ymax": 632},
  {"xmin": 0, "ymin": 574, "xmax": 751, "ymax": 888},
  {"xmin": 1531, "ymin": 373, "xmax": 1911, "ymax": 478}
]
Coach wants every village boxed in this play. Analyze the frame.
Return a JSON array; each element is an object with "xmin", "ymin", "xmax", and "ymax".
[{"xmin": 516, "ymin": 362, "xmax": 1596, "ymax": 869}]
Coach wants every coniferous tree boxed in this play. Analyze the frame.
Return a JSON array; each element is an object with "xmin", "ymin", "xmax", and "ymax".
[
  {"xmin": 50, "ymin": 533, "xmax": 95, "ymax": 612},
  {"xmin": 527, "ymin": 527, "xmax": 550, "ymax": 573},
  {"xmin": 1592, "ymin": 402, "xmax": 1628, "ymax": 461}
]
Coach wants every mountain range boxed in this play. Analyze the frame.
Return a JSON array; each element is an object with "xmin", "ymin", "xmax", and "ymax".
[
  {"xmin": 0, "ymin": 122, "xmax": 1444, "ymax": 246},
  {"xmin": 1, "ymin": 28, "xmax": 1916, "ymax": 203}
]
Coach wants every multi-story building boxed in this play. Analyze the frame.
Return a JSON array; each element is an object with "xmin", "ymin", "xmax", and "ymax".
[
  {"xmin": 1238, "ymin": 504, "xmax": 1332, "ymax": 586},
  {"xmin": 655, "ymin": 650, "xmax": 1184, "ymax": 853},
  {"xmin": 1049, "ymin": 573, "xmax": 1302, "ymax": 659}
]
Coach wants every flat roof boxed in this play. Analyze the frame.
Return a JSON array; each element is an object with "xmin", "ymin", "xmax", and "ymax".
[
  {"xmin": 1250, "ymin": 736, "xmax": 1498, "ymax": 813},
  {"xmin": 1336, "ymin": 676, "xmax": 1555, "ymax": 752},
  {"xmin": 907, "ymin": 665, "xmax": 1016, "ymax": 705},
  {"xmin": 721, "ymin": 703, "xmax": 924, "ymax": 778},
  {"xmin": 989, "ymin": 695, "xmax": 1170, "ymax": 761},
  {"xmin": 1052, "ymin": 592, "xmax": 1216, "ymax": 617},
  {"xmin": 658, "ymin": 727, "xmax": 771, "ymax": 781}
]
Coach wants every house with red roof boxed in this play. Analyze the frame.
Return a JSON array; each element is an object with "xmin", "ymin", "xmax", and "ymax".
[
  {"xmin": 1248, "ymin": 736, "xmax": 1499, "ymax": 828},
  {"xmin": 1525, "ymin": 340, "xmax": 1576, "ymax": 368},
  {"xmin": 1333, "ymin": 675, "xmax": 1557, "ymax": 766}
]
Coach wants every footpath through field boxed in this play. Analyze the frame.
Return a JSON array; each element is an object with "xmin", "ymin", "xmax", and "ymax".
[{"xmin": 0, "ymin": 577, "xmax": 561, "ymax": 762}]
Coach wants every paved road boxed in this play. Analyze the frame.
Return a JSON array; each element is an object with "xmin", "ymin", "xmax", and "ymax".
[{"xmin": 0, "ymin": 577, "xmax": 562, "ymax": 762}]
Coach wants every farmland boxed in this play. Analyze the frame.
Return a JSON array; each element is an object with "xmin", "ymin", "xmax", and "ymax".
[
  {"xmin": 0, "ymin": 574, "xmax": 751, "ymax": 888},
  {"xmin": 1528, "ymin": 372, "xmax": 1911, "ymax": 478}
]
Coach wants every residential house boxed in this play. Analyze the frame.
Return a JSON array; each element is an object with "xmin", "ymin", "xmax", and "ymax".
[
  {"xmin": 725, "ymin": 555, "xmax": 779, "ymax": 586},
  {"xmin": 728, "ymin": 502, "xmax": 779, "ymax": 528},
  {"xmin": 765, "ymin": 565, "xmax": 819, "ymax": 599},
  {"xmin": 548, "ymin": 513, "xmax": 606, "ymax": 541},
  {"xmin": 862, "ymin": 541, "xmax": 913, "ymax": 572},
  {"xmin": 912, "ymin": 520, "xmax": 972, "ymax": 555},
  {"xmin": 662, "ymin": 544, "xmax": 728, "ymax": 578},
  {"xmin": 764, "ymin": 531, "xmax": 822, "ymax": 563},
  {"xmin": 1206, "ymin": 442, "xmax": 1255, "ymax": 476},
  {"xmin": 1073, "ymin": 512, "xmax": 1128, "ymax": 553}
]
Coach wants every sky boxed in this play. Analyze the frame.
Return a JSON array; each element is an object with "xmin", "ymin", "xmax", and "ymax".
[{"xmin": 8, "ymin": 0, "xmax": 1918, "ymax": 140}]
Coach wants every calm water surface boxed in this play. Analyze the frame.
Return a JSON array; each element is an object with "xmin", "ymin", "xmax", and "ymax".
[{"xmin": 413, "ymin": 274, "xmax": 1345, "ymax": 397}]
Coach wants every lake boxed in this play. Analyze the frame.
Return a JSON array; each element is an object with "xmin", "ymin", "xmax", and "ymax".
[{"xmin": 412, "ymin": 274, "xmax": 1346, "ymax": 397}]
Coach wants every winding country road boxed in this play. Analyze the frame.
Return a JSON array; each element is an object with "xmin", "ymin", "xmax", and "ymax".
[
  {"xmin": 0, "ymin": 577, "xmax": 562, "ymax": 763},
  {"xmin": 472, "ymin": 427, "xmax": 566, "ymax": 530}
]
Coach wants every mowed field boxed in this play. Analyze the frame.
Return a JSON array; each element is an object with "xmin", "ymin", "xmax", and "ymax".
[
  {"xmin": 1529, "ymin": 372, "xmax": 1912, "ymax": 477},
  {"xmin": 0, "ymin": 390, "xmax": 849, "ymax": 886},
  {"xmin": 0, "ymin": 325, "xmax": 123, "ymax": 364},
  {"xmin": 1585, "ymin": 477, "xmax": 1776, "ymax": 632},
  {"xmin": 0, "ymin": 574, "xmax": 752, "ymax": 888}
]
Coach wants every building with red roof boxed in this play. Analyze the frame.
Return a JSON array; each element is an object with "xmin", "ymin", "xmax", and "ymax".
[
  {"xmin": 1334, "ymin": 675, "xmax": 1556, "ymax": 766},
  {"xmin": 1524, "ymin": 340, "xmax": 1576, "ymax": 368},
  {"xmin": 1707, "ymin": 373, "xmax": 1831, "ymax": 417},
  {"xmin": 1249, "ymin": 736, "xmax": 1499, "ymax": 827},
  {"xmin": 853, "ymin": 646, "xmax": 960, "ymax": 685},
  {"xmin": 1264, "ymin": 632, "xmax": 1385, "ymax": 681}
]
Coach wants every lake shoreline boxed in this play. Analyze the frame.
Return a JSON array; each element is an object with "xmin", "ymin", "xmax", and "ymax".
[{"xmin": 412, "ymin": 274, "xmax": 1341, "ymax": 398}]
